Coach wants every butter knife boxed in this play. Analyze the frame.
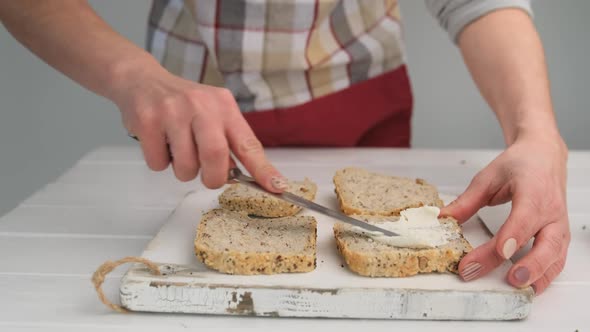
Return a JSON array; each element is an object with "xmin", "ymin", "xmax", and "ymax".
[
  {"xmin": 128, "ymin": 135, "xmax": 397, "ymax": 236},
  {"xmin": 228, "ymin": 167, "xmax": 399, "ymax": 237}
]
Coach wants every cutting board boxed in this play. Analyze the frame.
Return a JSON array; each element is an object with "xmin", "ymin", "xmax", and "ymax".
[{"xmin": 119, "ymin": 186, "xmax": 533, "ymax": 320}]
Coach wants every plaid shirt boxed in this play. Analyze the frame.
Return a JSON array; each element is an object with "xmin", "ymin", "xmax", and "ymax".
[{"xmin": 147, "ymin": 0, "xmax": 405, "ymax": 112}]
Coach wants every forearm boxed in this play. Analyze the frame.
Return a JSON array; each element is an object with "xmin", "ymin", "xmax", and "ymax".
[
  {"xmin": 0, "ymin": 0, "xmax": 160, "ymax": 100},
  {"xmin": 458, "ymin": 8, "xmax": 561, "ymax": 146}
]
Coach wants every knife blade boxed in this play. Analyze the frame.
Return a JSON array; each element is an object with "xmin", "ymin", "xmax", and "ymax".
[{"xmin": 228, "ymin": 168, "xmax": 399, "ymax": 237}]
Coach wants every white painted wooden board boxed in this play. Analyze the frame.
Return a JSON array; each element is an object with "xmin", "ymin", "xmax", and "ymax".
[{"xmin": 120, "ymin": 188, "xmax": 532, "ymax": 320}]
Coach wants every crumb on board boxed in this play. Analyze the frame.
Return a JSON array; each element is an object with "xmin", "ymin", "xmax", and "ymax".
[
  {"xmin": 459, "ymin": 160, "xmax": 466, "ymax": 165},
  {"xmin": 583, "ymin": 225, "xmax": 586, "ymax": 230},
  {"xmin": 341, "ymin": 264, "xmax": 344, "ymax": 268}
]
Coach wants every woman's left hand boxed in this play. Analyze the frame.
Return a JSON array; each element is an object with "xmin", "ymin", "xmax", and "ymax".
[{"xmin": 441, "ymin": 132, "xmax": 570, "ymax": 295}]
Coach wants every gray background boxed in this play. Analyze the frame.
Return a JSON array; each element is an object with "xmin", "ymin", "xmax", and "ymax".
[{"xmin": 0, "ymin": 1, "xmax": 588, "ymax": 216}]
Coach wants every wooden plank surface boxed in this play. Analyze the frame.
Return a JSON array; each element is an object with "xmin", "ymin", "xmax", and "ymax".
[
  {"xmin": 80, "ymin": 146, "xmax": 590, "ymax": 168},
  {"xmin": 18, "ymin": 158, "xmax": 590, "ymax": 212},
  {"xmin": 0, "ymin": 146, "xmax": 588, "ymax": 330},
  {"xmin": 0, "ymin": 205, "xmax": 170, "ymax": 236},
  {"xmin": 0, "ymin": 236, "xmax": 148, "ymax": 276}
]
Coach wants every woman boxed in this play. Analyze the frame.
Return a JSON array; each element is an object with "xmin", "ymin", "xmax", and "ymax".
[{"xmin": 0, "ymin": 0, "xmax": 569, "ymax": 295}]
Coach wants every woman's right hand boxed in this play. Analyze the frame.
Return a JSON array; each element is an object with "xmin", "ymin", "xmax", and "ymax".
[
  {"xmin": 108, "ymin": 61, "xmax": 287, "ymax": 192},
  {"xmin": 1, "ymin": 0, "xmax": 286, "ymax": 190}
]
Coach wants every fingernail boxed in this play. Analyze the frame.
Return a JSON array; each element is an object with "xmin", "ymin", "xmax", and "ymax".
[
  {"xmin": 271, "ymin": 176, "xmax": 289, "ymax": 190},
  {"xmin": 513, "ymin": 266, "xmax": 530, "ymax": 286},
  {"xmin": 461, "ymin": 262, "xmax": 482, "ymax": 281},
  {"xmin": 502, "ymin": 238, "xmax": 518, "ymax": 259}
]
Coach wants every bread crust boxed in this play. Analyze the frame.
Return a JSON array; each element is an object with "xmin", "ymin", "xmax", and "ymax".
[
  {"xmin": 333, "ymin": 168, "xmax": 444, "ymax": 216},
  {"xmin": 333, "ymin": 218, "xmax": 472, "ymax": 277},
  {"xmin": 195, "ymin": 209, "xmax": 317, "ymax": 275},
  {"xmin": 219, "ymin": 178, "xmax": 317, "ymax": 217}
]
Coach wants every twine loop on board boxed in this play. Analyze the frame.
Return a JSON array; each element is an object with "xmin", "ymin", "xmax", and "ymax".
[{"xmin": 91, "ymin": 256, "xmax": 160, "ymax": 313}]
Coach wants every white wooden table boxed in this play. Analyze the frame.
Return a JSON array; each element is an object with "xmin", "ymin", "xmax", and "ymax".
[{"xmin": 0, "ymin": 146, "xmax": 588, "ymax": 331}]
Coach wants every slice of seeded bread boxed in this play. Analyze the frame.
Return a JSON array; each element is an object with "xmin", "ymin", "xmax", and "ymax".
[
  {"xmin": 219, "ymin": 178, "xmax": 317, "ymax": 217},
  {"xmin": 333, "ymin": 168, "xmax": 444, "ymax": 216},
  {"xmin": 195, "ymin": 209, "xmax": 317, "ymax": 275},
  {"xmin": 334, "ymin": 215, "xmax": 472, "ymax": 277}
]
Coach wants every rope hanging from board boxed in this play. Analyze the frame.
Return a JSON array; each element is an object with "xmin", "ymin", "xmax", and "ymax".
[{"xmin": 92, "ymin": 256, "xmax": 161, "ymax": 313}]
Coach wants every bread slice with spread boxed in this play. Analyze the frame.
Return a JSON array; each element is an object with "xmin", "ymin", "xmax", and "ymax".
[
  {"xmin": 333, "ymin": 168, "xmax": 443, "ymax": 216},
  {"xmin": 334, "ymin": 213, "xmax": 472, "ymax": 277}
]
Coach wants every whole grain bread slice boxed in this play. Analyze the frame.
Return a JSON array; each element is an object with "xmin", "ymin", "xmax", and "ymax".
[
  {"xmin": 334, "ymin": 215, "xmax": 472, "ymax": 277},
  {"xmin": 195, "ymin": 209, "xmax": 317, "ymax": 275},
  {"xmin": 333, "ymin": 168, "xmax": 444, "ymax": 216},
  {"xmin": 219, "ymin": 178, "xmax": 317, "ymax": 217}
]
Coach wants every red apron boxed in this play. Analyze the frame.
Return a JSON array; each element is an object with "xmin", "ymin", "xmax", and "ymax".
[{"xmin": 243, "ymin": 66, "xmax": 413, "ymax": 148}]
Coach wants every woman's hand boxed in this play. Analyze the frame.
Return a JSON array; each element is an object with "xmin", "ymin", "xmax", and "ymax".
[
  {"xmin": 441, "ymin": 132, "xmax": 569, "ymax": 294},
  {"xmin": 0, "ymin": 1, "xmax": 287, "ymax": 192},
  {"xmin": 109, "ymin": 62, "xmax": 287, "ymax": 191}
]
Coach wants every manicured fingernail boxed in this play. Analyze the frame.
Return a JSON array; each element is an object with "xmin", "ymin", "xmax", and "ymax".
[
  {"xmin": 461, "ymin": 262, "xmax": 482, "ymax": 281},
  {"xmin": 271, "ymin": 176, "xmax": 289, "ymax": 190},
  {"xmin": 514, "ymin": 266, "xmax": 530, "ymax": 285},
  {"xmin": 502, "ymin": 238, "xmax": 517, "ymax": 259}
]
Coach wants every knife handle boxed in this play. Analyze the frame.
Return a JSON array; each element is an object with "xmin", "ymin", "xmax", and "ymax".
[
  {"xmin": 228, "ymin": 167, "xmax": 255, "ymax": 183},
  {"xmin": 128, "ymin": 134, "xmax": 173, "ymax": 160}
]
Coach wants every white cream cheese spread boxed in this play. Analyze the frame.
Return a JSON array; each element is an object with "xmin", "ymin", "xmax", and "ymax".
[{"xmin": 351, "ymin": 206, "xmax": 450, "ymax": 249}]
